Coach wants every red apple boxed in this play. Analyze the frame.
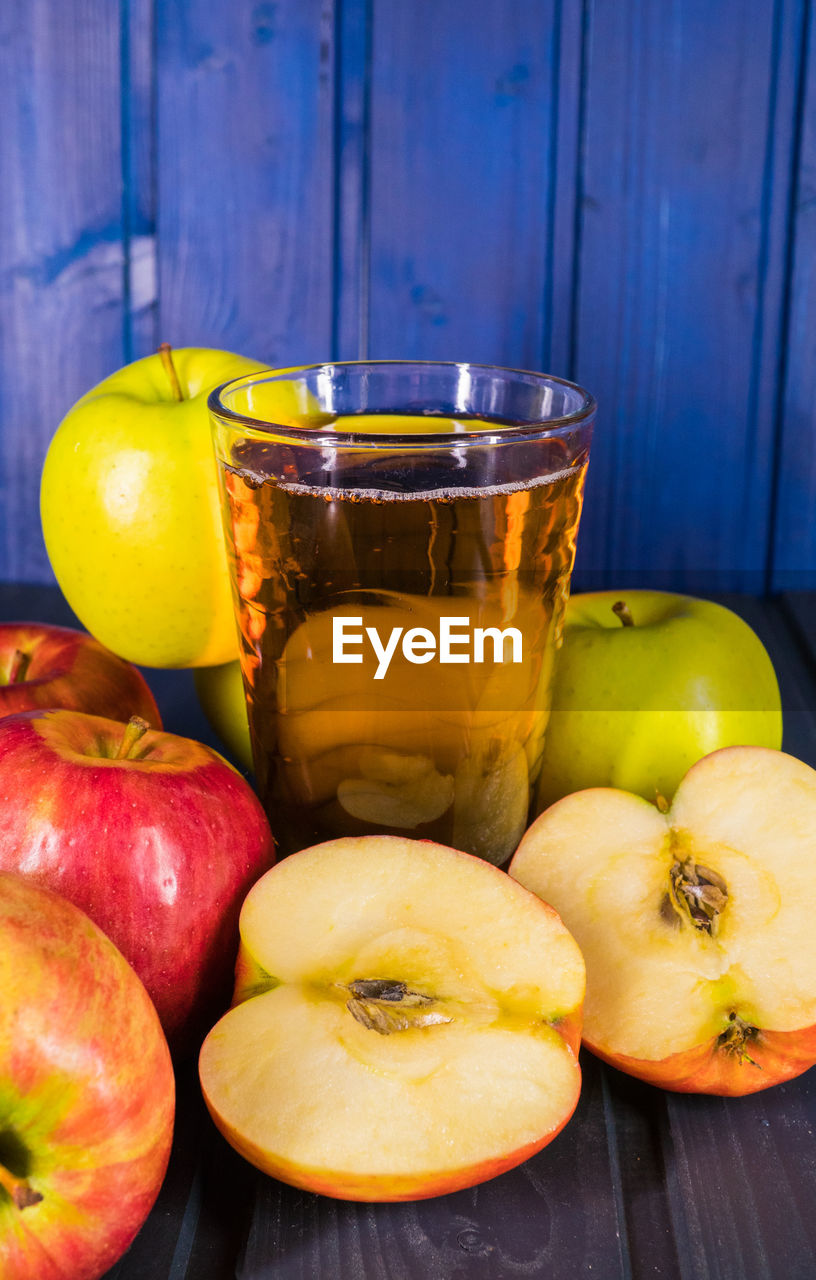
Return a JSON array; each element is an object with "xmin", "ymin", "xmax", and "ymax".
[
  {"xmin": 0, "ymin": 708, "xmax": 275, "ymax": 1053},
  {"xmin": 510, "ymin": 745, "xmax": 816, "ymax": 1094},
  {"xmin": 0, "ymin": 622, "xmax": 161, "ymax": 725},
  {"xmin": 200, "ymin": 835, "xmax": 585, "ymax": 1200},
  {"xmin": 0, "ymin": 871, "xmax": 174, "ymax": 1280}
]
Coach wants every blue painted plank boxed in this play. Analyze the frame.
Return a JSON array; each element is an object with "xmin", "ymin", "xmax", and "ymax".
[
  {"xmin": 123, "ymin": 0, "xmax": 159, "ymax": 360},
  {"xmin": 155, "ymin": 0, "xmax": 336, "ymax": 364},
  {"xmin": 365, "ymin": 0, "xmax": 567, "ymax": 370},
  {"xmin": 332, "ymin": 0, "xmax": 371, "ymax": 359},
  {"xmin": 772, "ymin": 5, "xmax": 816, "ymax": 590},
  {"xmin": 570, "ymin": 0, "xmax": 806, "ymax": 595},
  {"xmin": 0, "ymin": 1, "xmax": 127, "ymax": 584}
]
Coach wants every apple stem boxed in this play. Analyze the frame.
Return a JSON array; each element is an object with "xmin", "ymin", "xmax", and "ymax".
[
  {"xmin": 157, "ymin": 343, "xmax": 184, "ymax": 401},
  {"xmin": 0, "ymin": 1161, "xmax": 43, "ymax": 1210},
  {"xmin": 612, "ymin": 600, "xmax": 635, "ymax": 627},
  {"xmin": 6, "ymin": 649, "xmax": 30, "ymax": 684},
  {"xmin": 116, "ymin": 716, "xmax": 151, "ymax": 760}
]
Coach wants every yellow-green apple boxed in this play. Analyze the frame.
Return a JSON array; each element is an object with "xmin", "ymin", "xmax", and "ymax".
[
  {"xmin": 193, "ymin": 659, "xmax": 252, "ymax": 771},
  {"xmin": 199, "ymin": 835, "xmax": 585, "ymax": 1201},
  {"xmin": 40, "ymin": 346, "xmax": 269, "ymax": 669},
  {"xmin": 512, "ymin": 745, "xmax": 816, "ymax": 1094},
  {"xmin": 0, "ymin": 871, "xmax": 174, "ymax": 1280},
  {"xmin": 0, "ymin": 709, "xmax": 275, "ymax": 1053},
  {"xmin": 0, "ymin": 622, "xmax": 160, "ymax": 725},
  {"xmin": 535, "ymin": 590, "xmax": 782, "ymax": 810}
]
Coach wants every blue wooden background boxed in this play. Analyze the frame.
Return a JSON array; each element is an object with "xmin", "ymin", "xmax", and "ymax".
[{"xmin": 1, "ymin": 0, "xmax": 814, "ymax": 594}]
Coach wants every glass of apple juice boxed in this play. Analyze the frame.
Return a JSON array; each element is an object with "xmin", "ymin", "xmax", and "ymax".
[{"xmin": 208, "ymin": 362, "xmax": 595, "ymax": 863}]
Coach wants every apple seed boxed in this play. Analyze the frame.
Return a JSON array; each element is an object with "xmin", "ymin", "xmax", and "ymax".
[
  {"xmin": 345, "ymin": 979, "xmax": 453, "ymax": 1036},
  {"xmin": 666, "ymin": 856, "xmax": 728, "ymax": 934}
]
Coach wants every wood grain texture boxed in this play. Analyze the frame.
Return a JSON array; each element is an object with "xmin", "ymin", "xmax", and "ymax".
[
  {"xmin": 771, "ymin": 6, "xmax": 816, "ymax": 591},
  {"xmin": 0, "ymin": 0, "xmax": 126, "ymax": 584},
  {"xmin": 123, "ymin": 0, "xmax": 159, "ymax": 359},
  {"xmin": 365, "ymin": 0, "xmax": 569, "ymax": 369},
  {"xmin": 664, "ymin": 1078, "xmax": 816, "ymax": 1280},
  {"xmin": 154, "ymin": 0, "xmax": 335, "ymax": 363},
  {"xmin": 332, "ymin": 0, "xmax": 370, "ymax": 358},
  {"xmin": 2, "ymin": 585, "xmax": 816, "ymax": 1280},
  {"xmin": 571, "ymin": 0, "xmax": 807, "ymax": 595}
]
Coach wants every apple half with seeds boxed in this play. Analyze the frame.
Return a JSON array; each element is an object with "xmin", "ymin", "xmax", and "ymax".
[
  {"xmin": 510, "ymin": 745, "xmax": 816, "ymax": 1095},
  {"xmin": 199, "ymin": 835, "xmax": 585, "ymax": 1201}
]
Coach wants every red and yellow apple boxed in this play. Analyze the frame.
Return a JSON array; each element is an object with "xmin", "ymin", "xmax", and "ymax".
[
  {"xmin": 512, "ymin": 745, "xmax": 816, "ymax": 1094},
  {"xmin": 0, "ymin": 622, "xmax": 160, "ymax": 725},
  {"xmin": 199, "ymin": 835, "xmax": 585, "ymax": 1201},
  {"xmin": 40, "ymin": 346, "xmax": 269, "ymax": 668},
  {"xmin": 0, "ymin": 708, "xmax": 275, "ymax": 1053},
  {"xmin": 536, "ymin": 590, "xmax": 782, "ymax": 810},
  {"xmin": 0, "ymin": 871, "xmax": 174, "ymax": 1280}
]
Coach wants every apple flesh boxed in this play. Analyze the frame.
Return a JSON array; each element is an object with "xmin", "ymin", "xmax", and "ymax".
[
  {"xmin": 0, "ymin": 708, "xmax": 275, "ymax": 1053},
  {"xmin": 0, "ymin": 871, "xmax": 174, "ymax": 1280},
  {"xmin": 199, "ymin": 835, "xmax": 585, "ymax": 1201},
  {"xmin": 511, "ymin": 745, "xmax": 816, "ymax": 1094},
  {"xmin": 536, "ymin": 590, "xmax": 782, "ymax": 810},
  {"xmin": 0, "ymin": 622, "xmax": 161, "ymax": 724}
]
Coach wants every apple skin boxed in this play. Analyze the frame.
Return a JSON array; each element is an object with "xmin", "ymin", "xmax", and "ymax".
[
  {"xmin": 207, "ymin": 1110, "xmax": 580, "ymax": 1204},
  {"xmin": 536, "ymin": 589, "xmax": 782, "ymax": 809},
  {"xmin": 0, "ymin": 622, "xmax": 161, "ymax": 725},
  {"xmin": 193, "ymin": 659, "xmax": 252, "ymax": 771},
  {"xmin": 586, "ymin": 1024, "xmax": 816, "ymax": 1097},
  {"xmin": 40, "ymin": 347, "xmax": 269, "ymax": 669},
  {"xmin": 0, "ymin": 871, "xmax": 174, "ymax": 1280},
  {"xmin": 0, "ymin": 708, "xmax": 275, "ymax": 1054}
]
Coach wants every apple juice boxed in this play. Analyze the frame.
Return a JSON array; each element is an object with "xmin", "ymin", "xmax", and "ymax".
[{"xmin": 217, "ymin": 415, "xmax": 588, "ymax": 862}]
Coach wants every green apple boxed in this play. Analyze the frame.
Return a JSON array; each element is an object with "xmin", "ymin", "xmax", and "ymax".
[
  {"xmin": 40, "ymin": 346, "xmax": 269, "ymax": 668},
  {"xmin": 194, "ymin": 659, "xmax": 253, "ymax": 771},
  {"xmin": 535, "ymin": 590, "xmax": 782, "ymax": 811}
]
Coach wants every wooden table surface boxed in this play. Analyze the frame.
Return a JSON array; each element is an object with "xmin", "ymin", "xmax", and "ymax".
[{"xmin": 4, "ymin": 584, "xmax": 816, "ymax": 1280}]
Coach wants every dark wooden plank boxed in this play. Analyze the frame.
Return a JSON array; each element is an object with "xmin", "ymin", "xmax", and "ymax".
[
  {"xmin": 238, "ymin": 1053, "xmax": 628, "ymax": 1279},
  {"xmin": 571, "ymin": 1, "xmax": 806, "ymax": 595},
  {"xmin": 365, "ymin": 0, "xmax": 571, "ymax": 369},
  {"xmin": 778, "ymin": 592, "xmax": 816, "ymax": 674},
  {"xmin": 154, "ymin": 0, "xmax": 335, "ymax": 364},
  {"xmin": 718, "ymin": 592, "xmax": 816, "ymax": 767},
  {"xmin": 664, "ymin": 1076, "xmax": 816, "ymax": 1280},
  {"xmin": 771, "ymin": 10, "xmax": 816, "ymax": 592},
  {"xmin": 601, "ymin": 1069, "xmax": 681, "ymax": 1280},
  {"xmin": 0, "ymin": 0, "xmax": 126, "ymax": 584}
]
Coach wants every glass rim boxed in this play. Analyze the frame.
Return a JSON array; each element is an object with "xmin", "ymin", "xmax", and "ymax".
[{"xmin": 207, "ymin": 360, "xmax": 596, "ymax": 448}]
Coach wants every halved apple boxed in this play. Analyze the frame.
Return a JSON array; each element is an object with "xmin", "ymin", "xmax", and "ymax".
[
  {"xmin": 199, "ymin": 835, "xmax": 585, "ymax": 1201},
  {"xmin": 509, "ymin": 745, "xmax": 816, "ymax": 1095}
]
